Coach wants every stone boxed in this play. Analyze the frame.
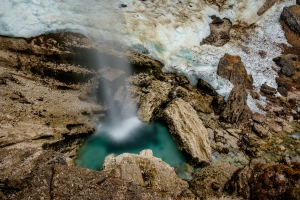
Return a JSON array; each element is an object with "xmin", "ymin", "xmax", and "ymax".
[
  {"xmin": 102, "ymin": 150, "xmax": 191, "ymax": 198},
  {"xmin": 197, "ymin": 78, "xmax": 218, "ymax": 96},
  {"xmin": 278, "ymin": 86, "xmax": 288, "ymax": 97},
  {"xmin": 217, "ymin": 54, "xmax": 251, "ymax": 88},
  {"xmin": 226, "ymin": 163, "xmax": 300, "ymax": 200},
  {"xmin": 252, "ymin": 123, "xmax": 269, "ymax": 138},
  {"xmin": 260, "ymin": 84, "xmax": 277, "ymax": 95},
  {"xmin": 221, "ymin": 85, "xmax": 249, "ymax": 123},
  {"xmin": 201, "ymin": 17, "xmax": 232, "ymax": 47},
  {"xmin": 163, "ymin": 98, "xmax": 212, "ymax": 165},
  {"xmin": 281, "ymin": 5, "xmax": 300, "ymax": 36},
  {"xmin": 276, "ymin": 76, "xmax": 293, "ymax": 90},
  {"xmin": 137, "ymin": 80, "xmax": 172, "ymax": 123},
  {"xmin": 252, "ymin": 113, "xmax": 266, "ymax": 124},
  {"xmin": 212, "ymin": 95, "xmax": 226, "ymax": 115},
  {"xmin": 189, "ymin": 162, "xmax": 239, "ymax": 199},
  {"xmin": 0, "ymin": 148, "xmax": 66, "ymax": 199},
  {"xmin": 52, "ymin": 165, "xmax": 175, "ymax": 200},
  {"xmin": 273, "ymin": 54, "xmax": 299, "ymax": 77}
]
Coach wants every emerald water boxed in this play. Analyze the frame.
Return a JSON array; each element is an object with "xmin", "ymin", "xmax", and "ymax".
[{"xmin": 75, "ymin": 117, "xmax": 186, "ymax": 170}]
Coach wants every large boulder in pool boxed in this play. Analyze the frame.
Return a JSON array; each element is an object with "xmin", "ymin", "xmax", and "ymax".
[
  {"xmin": 163, "ymin": 98, "xmax": 212, "ymax": 166},
  {"xmin": 102, "ymin": 150, "xmax": 194, "ymax": 199}
]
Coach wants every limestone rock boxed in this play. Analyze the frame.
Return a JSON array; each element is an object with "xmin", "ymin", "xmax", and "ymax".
[
  {"xmin": 137, "ymin": 80, "xmax": 172, "ymax": 123},
  {"xmin": 189, "ymin": 162, "xmax": 239, "ymax": 199},
  {"xmin": 221, "ymin": 85, "xmax": 248, "ymax": 123},
  {"xmin": 102, "ymin": 150, "xmax": 191, "ymax": 198},
  {"xmin": 163, "ymin": 98, "xmax": 212, "ymax": 165},
  {"xmin": 281, "ymin": 5, "xmax": 300, "ymax": 36},
  {"xmin": 273, "ymin": 54, "xmax": 299, "ymax": 77},
  {"xmin": 217, "ymin": 54, "xmax": 251, "ymax": 88},
  {"xmin": 260, "ymin": 84, "xmax": 277, "ymax": 96},
  {"xmin": 52, "ymin": 165, "xmax": 174, "ymax": 200}
]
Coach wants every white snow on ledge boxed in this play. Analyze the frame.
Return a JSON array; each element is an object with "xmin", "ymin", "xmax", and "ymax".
[{"xmin": 0, "ymin": 0, "xmax": 296, "ymax": 113}]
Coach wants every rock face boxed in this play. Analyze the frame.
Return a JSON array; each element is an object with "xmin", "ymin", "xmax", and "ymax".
[
  {"xmin": 0, "ymin": 148, "xmax": 66, "ymax": 199},
  {"xmin": 225, "ymin": 162, "xmax": 300, "ymax": 200},
  {"xmin": 217, "ymin": 54, "xmax": 252, "ymax": 89},
  {"xmin": 281, "ymin": 5, "xmax": 300, "ymax": 36},
  {"xmin": 201, "ymin": 17, "xmax": 232, "ymax": 47},
  {"xmin": 189, "ymin": 162, "xmax": 239, "ymax": 199},
  {"xmin": 102, "ymin": 150, "xmax": 192, "ymax": 199},
  {"xmin": 163, "ymin": 98, "xmax": 212, "ymax": 165},
  {"xmin": 221, "ymin": 85, "xmax": 248, "ymax": 123}
]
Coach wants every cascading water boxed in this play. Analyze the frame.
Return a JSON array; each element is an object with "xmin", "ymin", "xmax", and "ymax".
[{"xmin": 74, "ymin": 4, "xmax": 187, "ymax": 172}]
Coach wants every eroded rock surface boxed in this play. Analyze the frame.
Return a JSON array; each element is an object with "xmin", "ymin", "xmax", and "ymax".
[
  {"xmin": 189, "ymin": 162, "xmax": 239, "ymax": 199},
  {"xmin": 163, "ymin": 98, "xmax": 212, "ymax": 165},
  {"xmin": 225, "ymin": 161, "xmax": 300, "ymax": 200},
  {"xmin": 102, "ymin": 150, "xmax": 193, "ymax": 199}
]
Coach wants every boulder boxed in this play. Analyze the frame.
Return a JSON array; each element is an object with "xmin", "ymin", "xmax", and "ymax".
[
  {"xmin": 217, "ymin": 54, "xmax": 251, "ymax": 88},
  {"xmin": 102, "ymin": 150, "xmax": 192, "ymax": 198},
  {"xmin": 163, "ymin": 98, "xmax": 212, "ymax": 165},
  {"xmin": 221, "ymin": 85, "xmax": 248, "ymax": 123},
  {"xmin": 225, "ymin": 162, "xmax": 300, "ymax": 200},
  {"xmin": 273, "ymin": 54, "xmax": 299, "ymax": 77},
  {"xmin": 189, "ymin": 162, "xmax": 239, "ymax": 199},
  {"xmin": 52, "ymin": 164, "xmax": 184, "ymax": 200},
  {"xmin": 260, "ymin": 84, "xmax": 277, "ymax": 96},
  {"xmin": 281, "ymin": 5, "xmax": 300, "ymax": 36},
  {"xmin": 201, "ymin": 17, "xmax": 232, "ymax": 47}
]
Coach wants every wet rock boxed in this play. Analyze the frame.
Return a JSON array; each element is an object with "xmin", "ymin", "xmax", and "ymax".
[
  {"xmin": 281, "ymin": 5, "xmax": 300, "ymax": 36},
  {"xmin": 260, "ymin": 84, "xmax": 277, "ymax": 96},
  {"xmin": 102, "ymin": 150, "xmax": 191, "ymax": 198},
  {"xmin": 201, "ymin": 17, "xmax": 232, "ymax": 47},
  {"xmin": 226, "ymin": 162, "xmax": 300, "ymax": 200},
  {"xmin": 217, "ymin": 54, "xmax": 251, "ymax": 88},
  {"xmin": 252, "ymin": 123, "xmax": 269, "ymax": 138},
  {"xmin": 52, "ymin": 165, "xmax": 175, "ymax": 200},
  {"xmin": 273, "ymin": 54, "xmax": 299, "ymax": 77},
  {"xmin": 163, "ymin": 98, "xmax": 212, "ymax": 165},
  {"xmin": 221, "ymin": 85, "xmax": 249, "ymax": 123},
  {"xmin": 189, "ymin": 162, "xmax": 239, "ymax": 199}
]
